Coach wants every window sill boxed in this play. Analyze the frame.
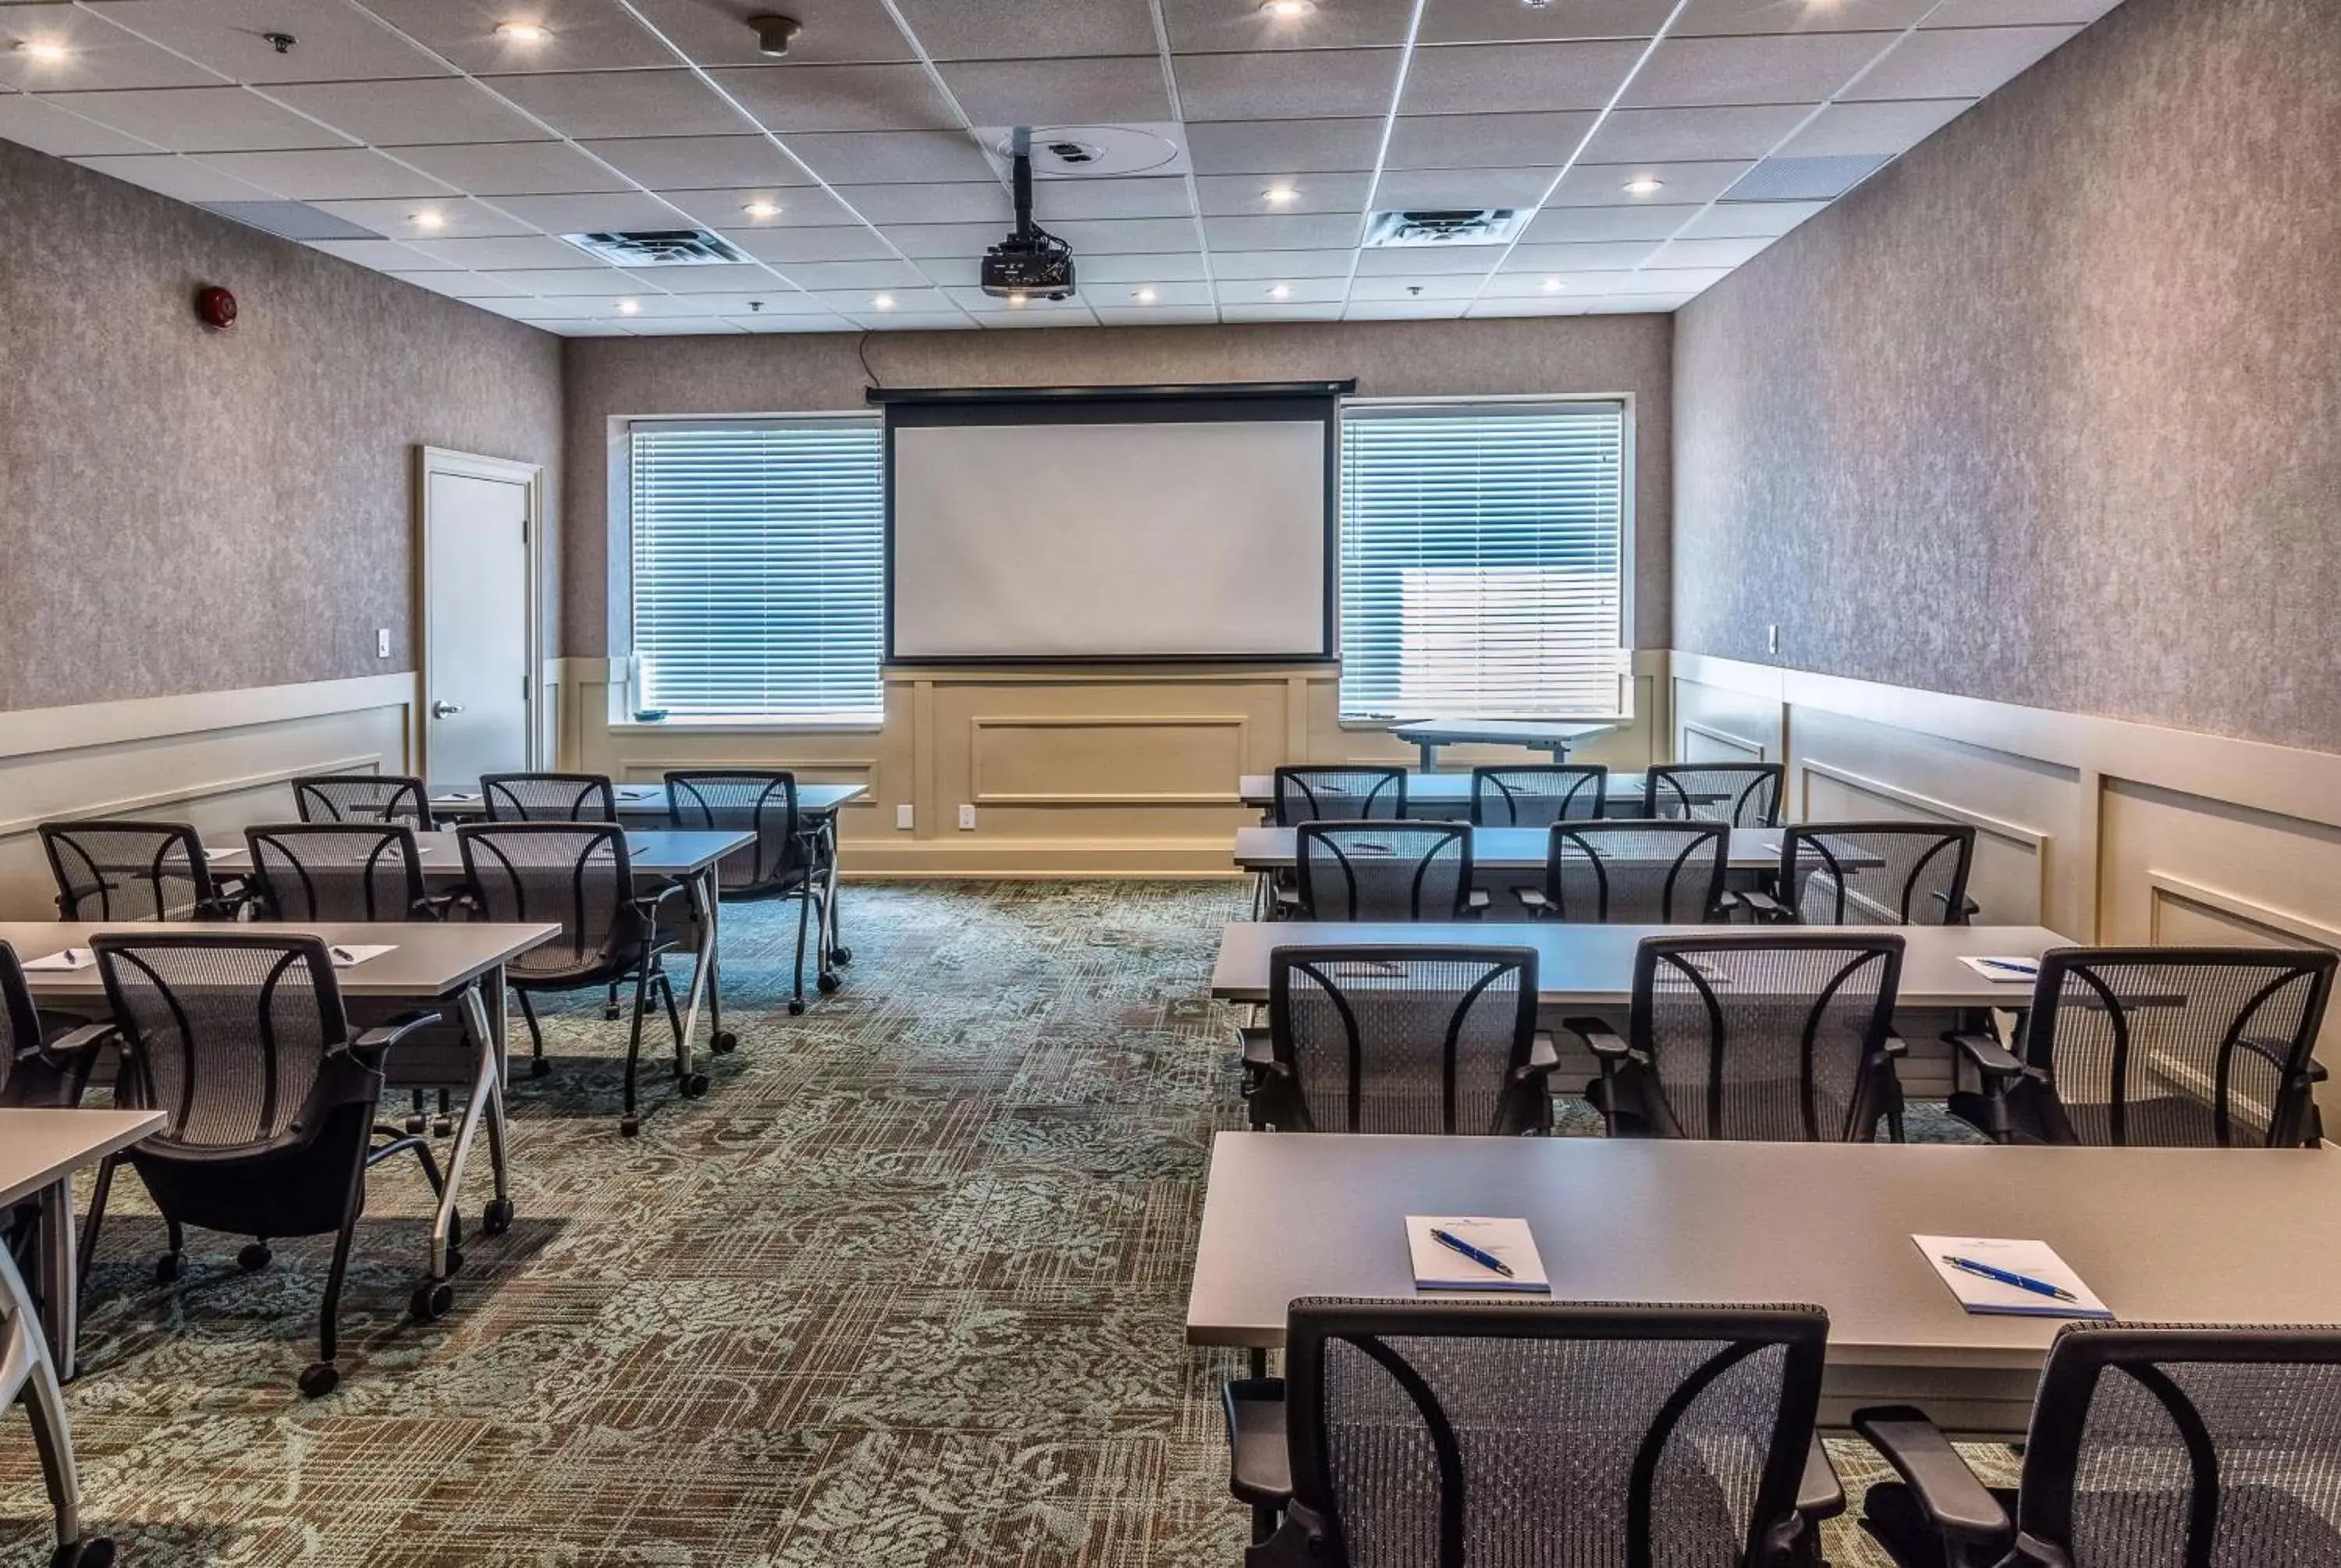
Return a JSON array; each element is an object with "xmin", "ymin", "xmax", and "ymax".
[
  {"xmin": 608, "ymin": 718, "xmax": 885, "ymax": 736},
  {"xmin": 1337, "ymin": 715, "xmax": 1634, "ymax": 732}
]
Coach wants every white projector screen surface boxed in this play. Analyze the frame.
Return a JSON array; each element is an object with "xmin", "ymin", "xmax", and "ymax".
[{"xmin": 890, "ymin": 417, "xmax": 1329, "ymax": 660}]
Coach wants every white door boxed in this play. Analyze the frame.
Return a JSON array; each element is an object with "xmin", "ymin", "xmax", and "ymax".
[{"xmin": 424, "ymin": 466, "xmax": 532, "ymax": 784}]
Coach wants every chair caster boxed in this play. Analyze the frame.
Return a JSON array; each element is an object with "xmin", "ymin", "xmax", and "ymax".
[
  {"xmin": 787, "ymin": 999, "xmax": 806, "ymax": 1016},
  {"xmin": 620, "ymin": 1116, "xmax": 641, "ymax": 1137},
  {"xmin": 51, "ymin": 1537, "xmax": 114, "ymax": 1568},
  {"xmin": 529, "ymin": 1056, "xmax": 551, "ymax": 1079},
  {"xmin": 434, "ymin": 1116, "xmax": 453, "ymax": 1137},
  {"xmin": 602, "ymin": 1005, "xmax": 621, "ymax": 1021},
  {"xmin": 831, "ymin": 946, "xmax": 853, "ymax": 966},
  {"xmin": 481, "ymin": 1197, "xmax": 514, "ymax": 1236},
  {"xmin": 298, "ymin": 1362, "xmax": 340, "ymax": 1399},
  {"xmin": 711, "ymin": 1031, "xmax": 738, "ymax": 1054},
  {"xmin": 155, "ymin": 1251, "xmax": 183, "ymax": 1284},
  {"xmin": 679, "ymin": 1071, "xmax": 710, "ymax": 1099},
  {"xmin": 410, "ymin": 1279, "xmax": 455, "ymax": 1322},
  {"xmin": 405, "ymin": 1114, "xmax": 428, "ymax": 1134},
  {"xmin": 237, "ymin": 1242, "xmax": 272, "ymax": 1272},
  {"xmin": 817, "ymin": 972, "xmax": 842, "ymax": 995}
]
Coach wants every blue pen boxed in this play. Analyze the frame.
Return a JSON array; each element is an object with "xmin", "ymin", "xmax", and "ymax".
[
  {"xmin": 1977, "ymin": 959, "xmax": 2037, "ymax": 978},
  {"xmin": 1941, "ymin": 1254, "xmax": 2075, "ymax": 1302},
  {"xmin": 1430, "ymin": 1227, "xmax": 1515, "ymax": 1279}
]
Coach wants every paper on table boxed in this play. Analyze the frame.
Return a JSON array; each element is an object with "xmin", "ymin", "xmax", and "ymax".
[
  {"xmin": 434, "ymin": 792, "xmax": 479, "ymax": 802},
  {"xmin": 325, "ymin": 944, "xmax": 397, "ymax": 968},
  {"xmin": 1406, "ymin": 1215, "xmax": 1551, "ymax": 1293},
  {"xmin": 1957, "ymin": 956, "xmax": 2041, "ymax": 984},
  {"xmin": 1914, "ymin": 1235, "xmax": 2112, "ymax": 1319},
  {"xmin": 22, "ymin": 948, "xmax": 96, "ymax": 972}
]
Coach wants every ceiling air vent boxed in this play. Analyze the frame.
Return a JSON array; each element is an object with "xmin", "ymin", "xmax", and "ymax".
[
  {"xmin": 1362, "ymin": 208, "xmax": 1529, "ymax": 248},
  {"xmin": 561, "ymin": 229, "xmax": 749, "ymax": 267}
]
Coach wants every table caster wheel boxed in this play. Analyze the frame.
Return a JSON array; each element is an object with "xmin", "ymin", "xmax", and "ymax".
[
  {"xmin": 52, "ymin": 1536, "xmax": 115, "ymax": 1567},
  {"xmin": 620, "ymin": 1116, "xmax": 641, "ymax": 1137},
  {"xmin": 237, "ymin": 1242, "xmax": 272, "ymax": 1272},
  {"xmin": 817, "ymin": 972, "xmax": 842, "ymax": 995},
  {"xmin": 481, "ymin": 1197, "xmax": 514, "ymax": 1237},
  {"xmin": 410, "ymin": 1279, "xmax": 454, "ymax": 1321},
  {"xmin": 298, "ymin": 1362, "xmax": 340, "ymax": 1399},
  {"xmin": 711, "ymin": 1030, "xmax": 738, "ymax": 1054},
  {"xmin": 680, "ymin": 1072, "xmax": 710, "ymax": 1098},
  {"xmin": 405, "ymin": 1114, "xmax": 428, "ymax": 1134},
  {"xmin": 787, "ymin": 999, "xmax": 806, "ymax": 1016},
  {"xmin": 530, "ymin": 1056, "xmax": 551, "ymax": 1079},
  {"xmin": 832, "ymin": 947, "xmax": 853, "ymax": 966},
  {"xmin": 155, "ymin": 1251, "xmax": 183, "ymax": 1284},
  {"xmin": 602, "ymin": 1004, "xmax": 621, "ymax": 1021},
  {"xmin": 434, "ymin": 1116, "xmax": 453, "ymax": 1137}
]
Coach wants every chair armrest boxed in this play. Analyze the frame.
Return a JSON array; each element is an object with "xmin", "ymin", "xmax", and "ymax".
[
  {"xmin": 1881, "ymin": 1034, "xmax": 1908, "ymax": 1059},
  {"xmin": 1238, "ymin": 1027, "xmax": 1275, "ymax": 1071},
  {"xmin": 1465, "ymin": 888, "xmax": 1491, "ymax": 913},
  {"xmin": 1512, "ymin": 886, "xmax": 1551, "ymax": 915},
  {"xmin": 1947, "ymin": 1031, "xmax": 2025, "ymax": 1079},
  {"xmin": 1528, "ymin": 1031, "xmax": 1559, "ymax": 1071},
  {"xmin": 28, "ymin": 1022, "xmax": 115, "ymax": 1080},
  {"xmin": 1223, "ymin": 1378, "xmax": 1292, "ymax": 1509},
  {"xmin": 351, "ymin": 1009, "xmax": 446, "ymax": 1058},
  {"xmin": 1850, "ymin": 1407, "xmax": 2014, "ymax": 1548},
  {"xmin": 1798, "ymin": 1435, "xmax": 1845, "ymax": 1522},
  {"xmin": 1561, "ymin": 1016, "xmax": 1630, "ymax": 1060},
  {"xmin": 1727, "ymin": 889, "xmax": 1792, "ymax": 921},
  {"xmin": 2236, "ymin": 1035, "xmax": 2325, "ymax": 1080}
]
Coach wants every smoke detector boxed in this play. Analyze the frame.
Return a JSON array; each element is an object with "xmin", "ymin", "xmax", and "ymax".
[
  {"xmin": 1362, "ymin": 208, "xmax": 1529, "ymax": 247},
  {"xmin": 561, "ymin": 229, "xmax": 750, "ymax": 267}
]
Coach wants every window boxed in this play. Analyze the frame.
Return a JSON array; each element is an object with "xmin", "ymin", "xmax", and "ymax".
[
  {"xmin": 627, "ymin": 419, "xmax": 884, "ymax": 723},
  {"xmin": 1338, "ymin": 402, "xmax": 1629, "ymax": 721}
]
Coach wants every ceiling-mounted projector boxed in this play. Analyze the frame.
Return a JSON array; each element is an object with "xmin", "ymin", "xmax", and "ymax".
[{"xmin": 980, "ymin": 133, "xmax": 1075, "ymax": 300}]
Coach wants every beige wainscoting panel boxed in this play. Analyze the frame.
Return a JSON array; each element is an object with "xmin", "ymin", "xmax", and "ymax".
[{"xmin": 968, "ymin": 715, "xmax": 1249, "ymax": 807}]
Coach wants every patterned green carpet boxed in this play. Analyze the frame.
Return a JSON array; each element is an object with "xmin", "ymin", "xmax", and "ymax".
[{"xmin": 0, "ymin": 882, "xmax": 2009, "ymax": 1566}]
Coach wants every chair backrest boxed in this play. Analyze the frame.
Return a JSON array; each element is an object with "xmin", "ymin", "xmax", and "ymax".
[
  {"xmin": 1278, "ymin": 1297, "xmax": 1828, "ymax": 1568},
  {"xmin": 1543, "ymin": 821, "xmax": 1728, "ymax": 924},
  {"xmin": 91, "ymin": 932, "xmax": 351, "ymax": 1151},
  {"xmin": 1644, "ymin": 764, "xmax": 1784, "ymax": 828},
  {"xmin": 2019, "ymin": 947, "xmax": 2338, "ymax": 1148},
  {"xmin": 292, "ymin": 772, "xmax": 435, "ymax": 832},
  {"xmin": 1266, "ymin": 945, "xmax": 1539, "ymax": 1134},
  {"xmin": 39, "ymin": 820, "xmax": 221, "ymax": 922},
  {"xmin": 2016, "ymin": 1322, "xmax": 2341, "ymax": 1566},
  {"xmin": 455, "ymin": 822, "xmax": 643, "ymax": 984},
  {"xmin": 1780, "ymin": 821, "xmax": 1977, "ymax": 926},
  {"xmin": 0, "ymin": 943, "xmax": 87, "ymax": 1109},
  {"xmin": 244, "ymin": 822, "xmax": 428, "ymax": 923},
  {"xmin": 1469, "ymin": 764, "xmax": 1608, "ymax": 827},
  {"xmin": 481, "ymin": 772, "xmax": 618, "ymax": 823},
  {"xmin": 665, "ymin": 770, "xmax": 801, "ymax": 896},
  {"xmin": 1274, "ymin": 767, "xmax": 1408, "ymax": 826},
  {"xmin": 1629, "ymin": 934, "xmax": 1906, "ymax": 1141},
  {"xmin": 1295, "ymin": 822, "xmax": 1473, "ymax": 922}
]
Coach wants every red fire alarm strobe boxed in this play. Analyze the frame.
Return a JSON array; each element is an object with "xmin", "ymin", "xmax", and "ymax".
[{"xmin": 195, "ymin": 285, "xmax": 237, "ymax": 331}]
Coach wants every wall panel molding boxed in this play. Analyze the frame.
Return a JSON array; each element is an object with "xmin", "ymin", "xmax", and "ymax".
[
  {"xmin": 968, "ymin": 715, "xmax": 1249, "ymax": 807},
  {"xmin": 2145, "ymin": 872, "xmax": 2341, "ymax": 950}
]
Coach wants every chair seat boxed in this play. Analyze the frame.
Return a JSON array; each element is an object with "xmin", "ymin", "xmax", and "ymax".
[{"xmin": 1863, "ymin": 1479, "xmax": 2341, "ymax": 1566}]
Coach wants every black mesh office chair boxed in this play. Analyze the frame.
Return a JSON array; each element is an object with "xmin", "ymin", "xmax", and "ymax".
[
  {"xmin": 244, "ymin": 823, "xmax": 439, "ymax": 922},
  {"xmin": 1226, "ymin": 1297, "xmax": 1834, "ymax": 1566},
  {"xmin": 292, "ymin": 773, "xmax": 436, "ymax": 832},
  {"xmin": 1515, "ymin": 821, "xmax": 1729, "ymax": 923},
  {"xmin": 456, "ymin": 822, "xmax": 689, "ymax": 1133},
  {"xmin": 77, "ymin": 933, "xmax": 446, "ymax": 1398},
  {"xmin": 1293, "ymin": 821, "xmax": 1479, "ymax": 921},
  {"xmin": 1568, "ymin": 933, "xmax": 1909, "ymax": 1142},
  {"xmin": 481, "ymin": 771, "xmax": 619, "ymax": 823},
  {"xmin": 1469, "ymin": 764, "xmax": 1608, "ymax": 826},
  {"xmin": 1245, "ymin": 945, "xmax": 1553, "ymax": 1134},
  {"xmin": 665, "ymin": 770, "xmax": 834, "ymax": 1018},
  {"xmin": 38, "ymin": 820, "xmax": 237, "ymax": 921},
  {"xmin": 1645, "ymin": 764, "xmax": 1784, "ymax": 828},
  {"xmin": 1856, "ymin": 1322, "xmax": 2341, "ymax": 1567},
  {"xmin": 1947, "ymin": 946, "xmax": 2336, "ymax": 1148},
  {"xmin": 1742, "ymin": 822, "xmax": 1979, "ymax": 926},
  {"xmin": 1273, "ymin": 766, "xmax": 1408, "ymax": 825}
]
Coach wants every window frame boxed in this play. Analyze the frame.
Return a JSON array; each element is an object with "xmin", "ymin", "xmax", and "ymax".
[
  {"xmin": 610, "ymin": 411, "xmax": 889, "ymax": 733},
  {"xmin": 1333, "ymin": 393, "xmax": 1638, "ymax": 728}
]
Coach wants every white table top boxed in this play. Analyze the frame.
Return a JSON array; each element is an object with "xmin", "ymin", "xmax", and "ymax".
[
  {"xmin": 1187, "ymin": 1133, "xmax": 2341, "ymax": 1357},
  {"xmin": 1209, "ymin": 921, "xmax": 2070, "ymax": 1008},
  {"xmin": 1388, "ymin": 719, "xmax": 1621, "ymax": 747},
  {"xmin": 1238, "ymin": 772, "xmax": 1661, "ymax": 809},
  {"xmin": 425, "ymin": 782, "xmax": 866, "ymax": 818},
  {"xmin": 0, "ymin": 1109, "xmax": 165, "ymax": 1209},
  {"xmin": 212, "ymin": 828, "xmax": 754, "ymax": 879},
  {"xmin": 1233, "ymin": 824, "xmax": 1790, "ymax": 872},
  {"xmin": 0, "ymin": 921, "xmax": 558, "ymax": 999}
]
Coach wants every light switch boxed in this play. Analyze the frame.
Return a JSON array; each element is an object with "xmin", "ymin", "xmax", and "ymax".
[
  {"xmin": 958, "ymin": 804, "xmax": 977, "ymax": 831},
  {"xmin": 377, "ymin": 628, "xmax": 392, "ymax": 658}
]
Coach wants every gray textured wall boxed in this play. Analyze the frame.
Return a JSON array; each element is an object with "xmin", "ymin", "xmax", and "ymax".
[
  {"xmin": 0, "ymin": 140, "xmax": 563, "ymax": 711},
  {"xmin": 1672, "ymin": 0, "xmax": 2341, "ymax": 752},
  {"xmin": 563, "ymin": 315, "xmax": 1675, "ymax": 658}
]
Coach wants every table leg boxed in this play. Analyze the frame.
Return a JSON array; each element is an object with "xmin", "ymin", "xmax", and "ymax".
[
  {"xmin": 822, "ymin": 815, "xmax": 848, "ymax": 967},
  {"xmin": 675, "ymin": 868, "xmax": 717, "ymax": 1075},
  {"xmin": 1416, "ymin": 739, "xmax": 1439, "ymax": 772},
  {"xmin": 432, "ymin": 974, "xmax": 508, "ymax": 1280},
  {"xmin": 34, "ymin": 1177, "xmax": 77, "ymax": 1379}
]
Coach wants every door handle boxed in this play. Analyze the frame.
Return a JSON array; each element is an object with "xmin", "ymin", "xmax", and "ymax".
[{"xmin": 431, "ymin": 700, "xmax": 465, "ymax": 719}]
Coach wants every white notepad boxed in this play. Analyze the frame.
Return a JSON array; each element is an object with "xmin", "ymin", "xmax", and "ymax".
[
  {"xmin": 1957, "ymin": 956, "xmax": 2040, "ymax": 984},
  {"xmin": 1406, "ymin": 1215, "xmax": 1551, "ymax": 1293},
  {"xmin": 1914, "ymin": 1235, "xmax": 2112, "ymax": 1319},
  {"xmin": 325, "ymin": 944, "xmax": 396, "ymax": 968},
  {"xmin": 22, "ymin": 948, "xmax": 96, "ymax": 972}
]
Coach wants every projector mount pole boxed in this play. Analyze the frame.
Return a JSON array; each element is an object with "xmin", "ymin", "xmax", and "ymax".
[{"xmin": 1010, "ymin": 125, "xmax": 1038, "ymax": 240}]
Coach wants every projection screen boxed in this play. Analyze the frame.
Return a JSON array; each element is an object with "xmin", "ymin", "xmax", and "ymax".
[{"xmin": 881, "ymin": 385, "xmax": 1343, "ymax": 662}]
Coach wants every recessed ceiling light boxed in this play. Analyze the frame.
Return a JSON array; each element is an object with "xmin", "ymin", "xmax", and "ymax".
[
  {"xmin": 411, "ymin": 210, "xmax": 446, "ymax": 230},
  {"xmin": 871, "ymin": 293, "xmax": 894, "ymax": 310},
  {"xmin": 1262, "ymin": 185, "xmax": 1298, "ymax": 205},
  {"xmin": 1268, "ymin": 283, "xmax": 1292, "ymax": 300},
  {"xmin": 13, "ymin": 39, "xmax": 69, "ymax": 61},
  {"xmin": 1133, "ymin": 287, "xmax": 1159, "ymax": 303},
  {"xmin": 1259, "ymin": 0, "xmax": 1315, "ymax": 16},
  {"xmin": 1007, "ymin": 291, "xmax": 1028, "ymax": 306},
  {"xmin": 495, "ymin": 20, "xmax": 551, "ymax": 42},
  {"xmin": 741, "ymin": 199, "xmax": 782, "ymax": 220},
  {"xmin": 1622, "ymin": 176, "xmax": 1667, "ymax": 197},
  {"xmin": 616, "ymin": 299, "xmax": 640, "ymax": 315},
  {"xmin": 1540, "ymin": 278, "xmax": 1564, "ymax": 293}
]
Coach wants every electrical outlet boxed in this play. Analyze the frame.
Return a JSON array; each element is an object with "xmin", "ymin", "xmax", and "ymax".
[
  {"xmin": 1766, "ymin": 624, "xmax": 1780, "ymax": 655},
  {"xmin": 895, "ymin": 804, "xmax": 914, "ymax": 831},
  {"xmin": 376, "ymin": 628, "xmax": 392, "ymax": 658},
  {"xmin": 957, "ymin": 804, "xmax": 977, "ymax": 832}
]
